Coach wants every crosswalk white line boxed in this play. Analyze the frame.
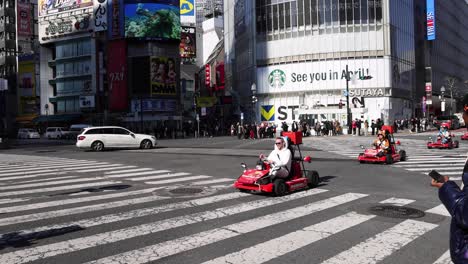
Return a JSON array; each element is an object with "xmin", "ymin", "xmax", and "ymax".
[
  {"xmin": 406, "ymin": 158, "xmax": 465, "ymax": 161},
  {"xmin": 201, "ymin": 211, "xmax": 375, "ymax": 264},
  {"xmin": 0, "ymin": 177, "xmax": 105, "ymax": 191},
  {"xmin": 426, "ymin": 204, "xmax": 451, "ymax": 216},
  {"xmin": 12, "ymin": 175, "xmax": 79, "ymax": 184},
  {"xmin": 0, "ymin": 188, "xmax": 333, "ymax": 264},
  {"xmin": 131, "ymin": 172, "xmax": 191, "ymax": 181},
  {"xmin": 407, "ymin": 167, "xmax": 463, "ymax": 171},
  {"xmin": 0, "ymin": 160, "xmax": 103, "ymax": 170},
  {"xmin": 0, "ymin": 192, "xmax": 255, "ymax": 241},
  {"xmin": 0, "ymin": 181, "xmax": 121, "ymax": 197},
  {"xmin": 440, "ymin": 171, "xmax": 462, "ymax": 176},
  {"xmin": 83, "ymin": 192, "xmax": 367, "ymax": 264},
  {"xmin": 399, "ymin": 160, "xmax": 465, "ymax": 164},
  {"xmin": 106, "ymin": 170, "xmax": 171, "ymax": 178},
  {"xmin": 433, "ymin": 250, "xmax": 453, "ymax": 264},
  {"xmin": 192, "ymin": 178, "xmax": 234, "ymax": 185},
  {"xmin": 394, "ymin": 163, "xmax": 465, "ymax": 168},
  {"xmin": 145, "ymin": 175, "xmax": 212, "ymax": 185},
  {"xmin": 76, "ymin": 165, "xmax": 136, "ymax": 173},
  {"xmin": 0, "ymin": 187, "xmax": 161, "ymax": 214},
  {"xmin": 319, "ymin": 219, "xmax": 437, "ymax": 264},
  {"xmin": 0, "ymin": 162, "xmax": 109, "ymax": 173},
  {"xmin": 0, "ymin": 172, "xmax": 69, "ymax": 181},
  {"xmin": 0, "ymin": 198, "xmax": 30, "ymax": 205},
  {"xmin": 0, "ymin": 169, "xmax": 68, "ymax": 177},
  {"xmin": 104, "ymin": 168, "xmax": 153, "ymax": 174},
  {"xmin": 0, "ymin": 193, "xmax": 169, "ymax": 227},
  {"xmin": 379, "ymin": 197, "xmax": 415, "ymax": 206}
]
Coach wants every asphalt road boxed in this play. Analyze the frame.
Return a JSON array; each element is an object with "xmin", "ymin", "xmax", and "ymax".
[{"xmin": 0, "ymin": 134, "xmax": 460, "ymax": 264}]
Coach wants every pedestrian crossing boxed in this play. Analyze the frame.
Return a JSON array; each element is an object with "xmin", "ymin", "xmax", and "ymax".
[
  {"xmin": 0, "ymin": 154, "xmax": 456, "ymax": 263},
  {"xmin": 304, "ymin": 136, "xmax": 468, "ymax": 179}
]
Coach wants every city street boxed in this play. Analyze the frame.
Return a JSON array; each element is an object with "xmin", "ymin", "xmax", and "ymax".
[{"xmin": 0, "ymin": 132, "xmax": 462, "ymax": 263}]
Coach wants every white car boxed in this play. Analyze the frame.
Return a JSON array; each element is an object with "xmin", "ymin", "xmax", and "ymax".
[
  {"xmin": 76, "ymin": 126, "xmax": 157, "ymax": 151},
  {"xmin": 45, "ymin": 127, "xmax": 68, "ymax": 139},
  {"xmin": 17, "ymin": 128, "xmax": 40, "ymax": 139}
]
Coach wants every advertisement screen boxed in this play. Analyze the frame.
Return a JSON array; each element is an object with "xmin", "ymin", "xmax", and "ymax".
[
  {"xmin": 124, "ymin": 0, "xmax": 180, "ymax": 40},
  {"xmin": 18, "ymin": 3, "xmax": 32, "ymax": 36},
  {"xmin": 180, "ymin": 26, "xmax": 196, "ymax": 64},
  {"xmin": 150, "ymin": 57, "xmax": 177, "ymax": 95},
  {"xmin": 39, "ymin": 0, "xmax": 93, "ymax": 17},
  {"xmin": 108, "ymin": 40, "xmax": 128, "ymax": 112}
]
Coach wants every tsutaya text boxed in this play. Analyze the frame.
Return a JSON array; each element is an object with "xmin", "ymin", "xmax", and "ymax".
[{"xmin": 291, "ymin": 68, "xmax": 370, "ymax": 83}]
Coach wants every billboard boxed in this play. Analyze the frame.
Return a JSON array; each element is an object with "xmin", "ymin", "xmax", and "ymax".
[
  {"xmin": 94, "ymin": 0, "xmax": 108, "ymax": 31},
  {"xmin": 426, "ymin": 0, "xmax": 436, "ymax": 40},
  {"xmin": 18, "ymin": 3, "xmax": 32, "ymax": 36},
  {"xmin": 39, "ymin": 9, "xmax": 94, "ymax": 44},
  {"xmin": 124, "ymin": 0, "xmax": 180, "ymax": 40},
  {"xmin": 180, "ymin": 0, "xmax": 195, "ymax": 24},
  {"xmin": 131, "ymin": 99, "xmax": 176, "ymax": 112},
  {"xmin": 108, "ymin": 40, "xmax": 128, "ymax": 111},
  {"xmin": 39, "ymin": 0, "xmax": 93, "ymax": 17},
  {"xmin": 180, "ymin": 26, "xmax": 196, "ymax": 64},
  {"xmin": 150, "ymin": 56, "xmax": 177, "ymax": 95}
]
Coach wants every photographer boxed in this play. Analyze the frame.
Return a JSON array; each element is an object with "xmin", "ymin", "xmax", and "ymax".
[{"xmin": 431, "ymin": 94, "xmax": 468, "ymax": 264}]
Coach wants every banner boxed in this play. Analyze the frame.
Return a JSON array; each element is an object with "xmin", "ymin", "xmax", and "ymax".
[
  {"xmin": 426, "ymin": 0, "xmax": 436, "ymax": 40},
  {"xmin": 261, "ymin": 105, "xmax": 275, "ymax": 121},
  {"xmin": 94, "ymin": 0, "xmax": 108, "ymax": 31},
  {"xmin": 38, "ymin": 0, "xmax": 93, "ymax": 17},
  {"xmin": 39, "ymin": 9, "xmax": 94, "ymax": 44},
  {"xmin": 196, "ymin": 96, "xmax": 217, "ymax": 108},
  {"xmin": 108, "ymin": 40, "xmax": 128, "ymax": 111},
  {"xmin": 180, "ymin": 26, "xmax": 196, "ymax": 64},
  {"xmin": 150, "ymin": 57, "xmax": 177, "ymax": 95},
  {"xmin": 205, "ymin": 64, "xmax": 210, "ymax": 87},
  {"xmin": 18, "ymin": 3, "xmax": 32, "ymax": 36},
  {"xmin": 180, "ymin": 0, "xmax": 195, "ymax": 24},
  {"xmin": 80, "ymin": 96, "xmax": 95, "ymax": 108},
  {"xmin": 131, "ymin": 99, "xmax": 176, "ymax": 112}
]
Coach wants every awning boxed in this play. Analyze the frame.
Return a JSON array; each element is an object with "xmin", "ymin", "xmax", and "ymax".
[
  {"xmin": 32, "ymin": 114, "xmax": 82, "ymax": 124},
  {"xmin": 16, "ymin": 115, "xmax": 39, "ymax": 124}
]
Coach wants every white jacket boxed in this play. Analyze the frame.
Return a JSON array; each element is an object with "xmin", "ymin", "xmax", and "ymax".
[{"xmin": 267, "ymin": 137, "xmax": 292, "ymax": 170}]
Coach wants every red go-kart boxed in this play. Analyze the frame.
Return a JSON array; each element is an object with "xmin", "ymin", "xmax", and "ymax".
[
  {"xmin": 427, "ymin": 135, "xmax": 459, "ymax": 149},
  {"xmin": 233, "ymin": 132, "xmax": 319, "ymax": 196},
  {"xmin": 461, "ymin": 132, "xmax": 468, "ymax": 140},
  {"xmin": 358, "ymin": 126, "xmax": 407, "ymax": 164}
]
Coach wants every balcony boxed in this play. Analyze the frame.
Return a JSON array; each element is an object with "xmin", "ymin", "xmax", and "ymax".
[{"xmin": 48, "ymin": 60, "xmax": 56, "ymax": 67}]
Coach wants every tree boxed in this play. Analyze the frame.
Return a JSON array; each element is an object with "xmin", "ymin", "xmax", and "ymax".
[{"xmin": 444, "ymin": 76, "xmax": 462, "ymax": 115}]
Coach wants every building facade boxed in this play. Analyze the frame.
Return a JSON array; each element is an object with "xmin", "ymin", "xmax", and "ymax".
[{"xmin": 225, "ymin": 0, "xmax": 468, "ymax": 128}]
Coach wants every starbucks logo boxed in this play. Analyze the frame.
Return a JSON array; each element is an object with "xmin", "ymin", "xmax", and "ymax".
[{"xmin": 268, "ymin": 69, "xmax": 286, "ymax": 88}]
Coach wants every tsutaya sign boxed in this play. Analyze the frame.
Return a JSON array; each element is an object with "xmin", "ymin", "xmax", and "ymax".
[
  {"xmin": 258, "ymin": 58, "xmax": 391, "ymax": 93},
  {"xmin": 349, "ymin": 88, "xmax": 390, "ymax": 97}
]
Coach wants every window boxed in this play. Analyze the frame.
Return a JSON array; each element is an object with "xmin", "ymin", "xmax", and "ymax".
[
  {"xmin": 102, "ymin": 128, "xmax": 114, "ymax": 134},
  {"xmin": 114, "ymin": 128, "xmax": 130, "ymax": 135},
  {"xmin": 298, "ymin": 0, "xmax": 304, "ymax": 27},
  {"xmin": 86, "ymin": 129, "xmax": 103, "ymax": 135}
]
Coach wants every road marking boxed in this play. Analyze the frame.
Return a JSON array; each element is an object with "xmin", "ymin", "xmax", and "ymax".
[
  {"xmin": 82, "ymin": 192, "xmax": 366, "ymax": 264},
  {"xmin": 407, "ymin": 158, "xmax": 465, "ymax": 161},
  {"xmin": 0, "ymin": 177, "xmax": 105, "ymax": 191},
  {"xmin": 0, "ymin": 192, "xmax": 254, "ymax": 240},
  {"xmin": 104, "ymin": 168, "xmax": 153, "ymax": 174},
  {"xmin": 0, "ymin": 162, "xmax": 109, "ymax": 173},
  {"xmin": 12, "ymin": 176, "xmax": 79, "ymax": 184},
  {"xmin": 406, "ymin": 167, "xmax": 464, "ymax": 171},
  {"xmin": 379, "ymin": 197, "xmax": 415, "ymax": 206},
  {"xmin": 398, "ymin": 160, "xmax": 466, "ymax": 164},
  {"xmin": 201, "ymin": 212, "xmax": 375, "ymax": 264},
  {"xmin": 0, "ymin": 198, "xmax": 30, "ymax": 205},
  {"xmin": 0, "ymin": 181, "xmax": 121, "ymax": 197},
  {"xmin": 0, "ymin": 163, "xmax": 121, "ymax": 177},
  {"xmin": 145, "ymin": 175, "xmax": 212, "ymax": 185},
  {"xmin": 432, "ymin": 250, "xmax": 453, "ymax": 264},
  {"xmin": 106, "ymin": 170, "xmax": 171, "ymax": 178},
  {"xmin": 0, "ymin": 172, "xmax": 69, "ymax": 181},
  {"xmin": 320, "ymin": 220, "xmax": 437, "ymax": 264},
  {"xmin": 0, "ymin": 189, "xmax": 334, "ymax": 264},
  {"xmin": 131, "ymin": 172, "xmax": 191, "ymax": 181},
  {"xmin": 75, "ymin": 165, "xmax": 135, "ymax": 173},
  {"xmin": 426, "ymin": 204, "xmax": 451, "ymax": 216},
  {"xmin": 0, "ymin": 187, "xmax": 161, "ymax": 214},
  {"xmin": 0, "ymin": 193, "xmax": 168, "ymax": 227},
  {"xmin": 394, "ymin": 163, "xmax": 465, "ymax": 168},
  {"xmin": 192, "ymin": 178, "xmax": 234, "ymax": 185}
]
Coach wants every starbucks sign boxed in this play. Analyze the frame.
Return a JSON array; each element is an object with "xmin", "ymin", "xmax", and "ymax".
[{"xmin": 268, "ymin": 69, "xmax": 286, "ymax": 88}]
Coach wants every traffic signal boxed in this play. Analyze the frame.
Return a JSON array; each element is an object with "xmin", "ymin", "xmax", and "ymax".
[{"xmin": 359, "ymin": 75, "xmax": 373, "ymax": 80}]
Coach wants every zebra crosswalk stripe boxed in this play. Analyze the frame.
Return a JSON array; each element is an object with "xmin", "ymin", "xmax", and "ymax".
[
  {"xmin": 201, "ymin": 211, "xmax": 375, "ymax": 264},
  {"xmin": 432, "ymin": 250, "xmax": 453, "ymax": 264},
  {"xmin": 320, "ymin": 219, "xmax": 437, "ymax": 264},
  {"xmin": 82, "ymin": 193, "xmax": 367, "ymax": 264}
]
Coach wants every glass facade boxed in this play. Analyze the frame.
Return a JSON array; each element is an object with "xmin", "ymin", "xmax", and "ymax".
[
  {"xmin": 256, "ymin": 0, "xmax": 382, "ymax": 41},
  {"xmin": 55, "ymin": 39, "xmax": 92, "ymax": 59}
]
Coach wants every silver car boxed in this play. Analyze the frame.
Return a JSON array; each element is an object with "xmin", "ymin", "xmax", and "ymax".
[{"xmin": 17, "ymin": 129, "xmax": 41, "ymax": 139}]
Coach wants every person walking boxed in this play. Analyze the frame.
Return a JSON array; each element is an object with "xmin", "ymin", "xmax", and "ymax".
[
  {"xmin": 371, "ymin": 120, "xmax": 376, "ymax": 135},
  {"xmin": 357, "ymin": 119, "xmax": 362, "ymax": 136},
  {"xmin": 364, "ymin": 120, "xmax": 369, "ymax": 136},
  {"xmin": 431, "ymin": 94, "xmax": 468, "ymax": 264},
  {"xmin": 352, "ymin": 119, "xmax": 357, "ymax": 136}
]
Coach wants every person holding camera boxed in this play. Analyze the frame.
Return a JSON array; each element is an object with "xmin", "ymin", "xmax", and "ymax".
[{"xmin": 431, "ymin": 94, "xmax": 468, "ymax": 264}]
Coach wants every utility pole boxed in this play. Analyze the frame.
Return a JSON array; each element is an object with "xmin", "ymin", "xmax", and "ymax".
[{"xmin": 345, "ymin": 65, "xmax": 352, "ymax": 134}]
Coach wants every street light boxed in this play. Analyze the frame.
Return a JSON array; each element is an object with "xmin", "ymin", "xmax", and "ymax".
[
  {"xmin": 440, "ymin": 86, "xmax": 446, "ymax": 115},
  {"xmin": 251, "ymin": 83, "xmax": 257, "ymax": 122}
]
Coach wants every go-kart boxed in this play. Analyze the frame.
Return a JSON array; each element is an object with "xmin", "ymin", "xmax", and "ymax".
[
  {"xmin": 357, "ymin": 125, "xmax": 406, "ymax": 164},
  {"xmin": 427, "ymin": 135, "xmax": 459, "ymax": 149},
  {"xmin": 233, "ymin": 132, "xmax": 319, "ymax": 196},
  {"xmin": 461, "ymin": 132, "xmax": 468, "ymax": 140}
]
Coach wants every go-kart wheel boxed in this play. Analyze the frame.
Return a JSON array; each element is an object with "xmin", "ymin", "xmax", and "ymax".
[
  {"xmin": 427, "ymin": 146, "xmax": 432, "ymax": 149},
  {"xmin": 238, "ymin": 189, "xmax": 250, "ymax": 193},
  {"xmin": 306, "ymin": 170, "xmax": 319, "ymax": 188},
  {"xmin": 273, "ymin": 179, "xmax": 287, "ymax": 197},
  {"xmin": 399, "ymin": 150, "xmax": 407, "ymax": 161},
  {"xmin": 385, "ymin": 154, "xmax": 393, "ymax": 164}
]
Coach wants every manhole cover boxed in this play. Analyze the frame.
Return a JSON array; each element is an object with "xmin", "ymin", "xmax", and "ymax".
[
  {"xmin": 369, "ymin": 205, "xmax": 425, "ymax": 219},
  {"xmin": 169, "ymin": 188, "xmax": 203, "ymax": 194}
]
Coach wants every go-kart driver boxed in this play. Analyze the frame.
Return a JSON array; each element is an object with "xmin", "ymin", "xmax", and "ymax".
[
  {"xmin": 438, "ymin": 124, "xmax": 451, "ymax": 144},
  {"xmin": 372, "ymin": 131, "xmax": 390, "ymax": 157},
  {"xmin": 259, "ymin": 137, "xmax": 292, "ymax": 179}
]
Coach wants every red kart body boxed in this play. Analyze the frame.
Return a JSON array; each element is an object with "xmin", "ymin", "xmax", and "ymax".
[
  {"xmin": 427, "ymin": 136, "xmax": 459, "ymax": 149},
  {"xmin": 233, "ymin": 132, "xmax": 319, "ymax": 196},
  {"xmin": 357, "ymin": 125, "xmax": 406, "ymax": 164},
  {"xmin": 461, "ymin": 132, "xmax": 468, "ymax": 140}
]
